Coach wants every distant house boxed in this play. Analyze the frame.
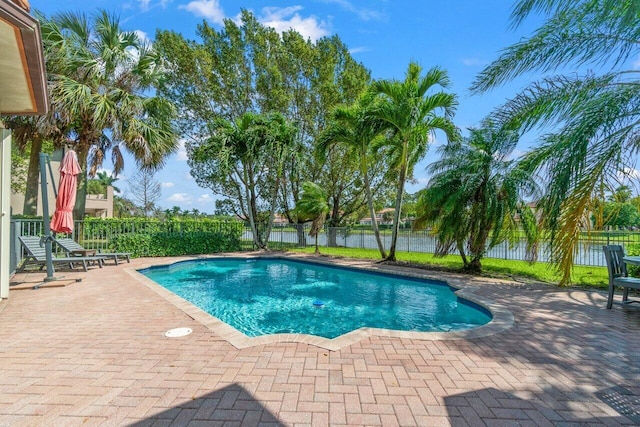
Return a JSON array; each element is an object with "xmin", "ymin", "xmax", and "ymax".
[
  {"xmin": 11, "ymin": 150, "xmax": 115, "ymax": 218},
  {"xmin": 272, "ymin": 214, "xmax": 289, "ymax": 227},
  {"xmin": 359, "ymin": 208, "xmax": 397, "ymax": 226},
  {"xmin": 235, "ymin": 213, "xmax": 290, "ymax": 226}
]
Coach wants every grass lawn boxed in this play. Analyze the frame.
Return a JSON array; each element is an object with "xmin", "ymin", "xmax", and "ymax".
[{"xmin": 287, "ymin": 247, "xmax": 609, "ymax": 289}]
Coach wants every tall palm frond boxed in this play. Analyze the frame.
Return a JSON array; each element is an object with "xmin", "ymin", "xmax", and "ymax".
[{"xmin": 471, "ymin": 0, "xmax": 640, "ymax": 284}]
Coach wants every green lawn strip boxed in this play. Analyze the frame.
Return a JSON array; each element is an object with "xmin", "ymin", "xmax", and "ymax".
[{"xmin": 287, "ymin": 247, "xmax": 608, "ymax": 289}]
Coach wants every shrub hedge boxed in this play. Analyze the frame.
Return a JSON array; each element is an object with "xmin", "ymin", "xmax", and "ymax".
[
  {"xmin": 110, "ymin": 231, "xmax": 242, "ymax": 257},
  {"xmin": 78, "ymin": 218, "xmax": 244, "ymax": 257}
]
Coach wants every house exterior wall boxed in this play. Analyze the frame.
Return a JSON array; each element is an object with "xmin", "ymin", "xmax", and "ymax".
[
  {"xmin": 11, "ymin": 151, "xmax": 114, "ymax": 218},
  {"xmin": 1, "ymin": 127, "xmax": 11, "ymax": 298}
]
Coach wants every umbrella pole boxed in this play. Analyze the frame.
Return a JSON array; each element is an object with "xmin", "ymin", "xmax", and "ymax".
[{"xmin": 38, "ymin": 152, "xmax": 57, "ymax": 284}]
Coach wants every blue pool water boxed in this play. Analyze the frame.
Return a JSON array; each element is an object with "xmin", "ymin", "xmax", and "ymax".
[{"xmin": 139, "ymin": 258, "xmax": 491, "ymax": 339}]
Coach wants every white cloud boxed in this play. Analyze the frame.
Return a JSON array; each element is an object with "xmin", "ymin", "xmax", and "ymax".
[
  {"xmin": 161, "ymin": 182, "xmax": 174, "ymax": 188},
  {"xmin": 134, "ymin": 30, "xmax": 151, "ymax": 46},
  {"xmin": 506, "ymin": 148, "xmax": 526, "ymax": 161},
  {"xmin": 178, "ymin": 3, "xmax": 330, "ymax": 42},
  {"xmin": 349, "ymin": 46, "xmax": 369, "ymax": 54},
  {"xmin": 620, "ymin": 167, "xmax": 640, "ymax": 180},
  {"xmin": 167, "ymin": 193, "xmax": 193, "ymax": 203},
  {"xmin": 176, "ymin": 139, "xmax": 188, "ymax": 161},
  {"xmin": 259, "ymin": 7, "xmax": 330, "ymax": 42},
  {"xmin": 462, "ymin": 57, "xmax": 488, "ymax": 67},
  {"xmin": 320, "ymin": 0, "xmax": 384, "ymax": 21},
  {"xmin": 135, "ymin": 0, "xmax": 172, "ymax": 11},
  {"xmin": 96, "ymin": 168, "xmax": 113, "ymax": 176},
  {"xmin": 179, "ymin": 0, "xmax": 226, "ymax": 25},
  {"xmin": 197, "ymin": 194, "xmax": 213, "ymax": 204},
  {"xmin": 137, "ymin": 0, "xmax": 151, "ymax": 11}
]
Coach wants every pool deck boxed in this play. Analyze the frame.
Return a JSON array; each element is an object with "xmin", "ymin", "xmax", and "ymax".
[{"xmin": 2, "ymin": 253, "xmax": 640, "ymax": 426}]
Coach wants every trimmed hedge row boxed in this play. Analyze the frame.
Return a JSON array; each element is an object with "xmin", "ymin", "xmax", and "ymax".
[
  {"xmin": 109, "ymin": 231, "xmax": 242, "ymax": 257},
  {"xmin": 81, "ymin": 217, "xmax": 243, "ymax": 238}
]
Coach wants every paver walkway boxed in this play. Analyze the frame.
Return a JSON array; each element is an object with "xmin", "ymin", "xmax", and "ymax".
[{"xmin": 1, "ymin": 255, "xmax": 639, "ymax": 426}]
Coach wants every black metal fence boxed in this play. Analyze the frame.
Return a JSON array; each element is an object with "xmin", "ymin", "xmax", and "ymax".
[
  {"xmin": 256, "ymin": 226, "xmax": 632, "ymax": 267},
  {"xmin": 12, "ymin": 219, "xmax": 634, "ymax": 272}
]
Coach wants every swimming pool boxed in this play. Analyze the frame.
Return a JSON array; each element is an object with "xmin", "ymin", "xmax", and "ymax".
[{"xmin": 139, "ymin": 258, "xmax": 492, "ymax": 339}]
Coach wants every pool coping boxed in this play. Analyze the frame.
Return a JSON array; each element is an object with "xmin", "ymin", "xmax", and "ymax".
[{"xmin": 125, "ymin": 252, "xmax": 515, "ymax": 351}]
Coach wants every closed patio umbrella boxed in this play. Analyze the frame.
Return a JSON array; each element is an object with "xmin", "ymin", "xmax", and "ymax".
[{"xmin": 50, "ymin": 149, "xmax": 81, "ymax": 234}]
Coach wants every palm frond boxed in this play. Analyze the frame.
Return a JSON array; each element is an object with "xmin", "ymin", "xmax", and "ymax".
[{"xmin": 474, "ymin": 0, "xmax": 640, "ymax": 93}]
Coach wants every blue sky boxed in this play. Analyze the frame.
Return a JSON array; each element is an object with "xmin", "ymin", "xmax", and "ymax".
[{"xmin": 36, "ymin": 0, "xmax": 547, "ymax": 214}]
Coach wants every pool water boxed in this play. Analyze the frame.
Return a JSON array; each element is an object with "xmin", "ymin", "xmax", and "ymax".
[{"xmin": 139, "ymin": 258, "xmax": 492, "ymax": 339}]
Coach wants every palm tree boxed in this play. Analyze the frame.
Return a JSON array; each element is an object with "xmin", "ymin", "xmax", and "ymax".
[
  {"xmin": 318, "ymin": 93, "xmax": 388, "ymax": 258},
  {"xmin": 40, "ymin": 10, "xmax": 178, "ymax": 220},
  {"xmin": 470, "ymin": 0, "xmax": 640, "ymax": 284},
  {"xmin": 296, "ymin": 182, "xmax": 330, "ymax": 254},
  {"xmin": 609, "ymin": 185, "xmax": 632, "ymax": 204},
  {"xmin": 415, "ymin": 123, "xmax": 539, "ymax": 272},
  {"xmin": 370, "ymin": 62, "xmax": 459, "ymax": 261},
  {"xmin": 113, "ymin": 195, "xmax": 139, "ymax": 217},
  {"xmin": 95, "ymin": 171, "xmax": 121, "ymax": 194}
]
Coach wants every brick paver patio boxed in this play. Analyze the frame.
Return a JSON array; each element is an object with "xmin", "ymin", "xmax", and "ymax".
[{"xmin": 2, "ymin": 254, "xmax": 639, "ymax": 426}]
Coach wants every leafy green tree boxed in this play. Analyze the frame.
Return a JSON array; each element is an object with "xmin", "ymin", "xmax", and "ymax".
[
  {"xmin": 188, "ymin": 112, "xmax": 297, "ymax": 249},
  {"xmin": 113, "ymin": 196, "xmax": 141, "ymax": 218},
  {"xmin": 471, "ymin": 0, "xmax": 640, "ymax": 284},
  {"xmin": 10, "ymin": 139, "xmax": 29, "ymax": 195},
  {"xmin": 371, "ymin": 62, "xmax": 459, "ymax": 261},
  {"xmin": 86, "ymin": 180, "xmax": 104, "ymax": 195},
  {"xmin": 609, "ymin": 185, "xmax": 632, "ymax": 203},
  {"xmin": 154, "ymin": 11, "xmax": 370, "ymax": 233},
  {"xmin": 4, "ymin": 117, "xmax": 58, "ymax": 214},
  {"xmin": 415, "ymin": 123, "xmax": 539, "ymax": 272},
  {"xmin": 630, "ymin": 196, "xmax": 640, "ymax": 214},
  {"xmin": 402, "ymin": 192, "xmax": 419, "ymax": 225},
  {"xmin": 318, "ymin": 93, "xmax": 389, "ymax": 257},
  {"xmin": 40, "ymin": 10, "xmax": 178, "ymax": 220},
  {"xmin": 601, "ymin": 202, "xmax": 639, "ymax": 229},
  {"xmin": 296, "ymin": 182, "xmax": 330, "ymax": 254}
]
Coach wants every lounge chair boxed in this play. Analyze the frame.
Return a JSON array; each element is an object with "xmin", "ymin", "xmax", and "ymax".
[
  {"xmin": 18, "ymin": 235, "xmax": 105, "ymax": 272},
  {"xmin": 54, "ymin": 237, "xmax": 131, "ymax": 265},
  {"xmin": 602, "ymin": 245, "xmax": 640, "ymax": 309}
]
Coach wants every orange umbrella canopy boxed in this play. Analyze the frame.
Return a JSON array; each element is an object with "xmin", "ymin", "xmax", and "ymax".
[{"xmin": 50, "ymin": 150, "xmax": 82, "ymax": 234}]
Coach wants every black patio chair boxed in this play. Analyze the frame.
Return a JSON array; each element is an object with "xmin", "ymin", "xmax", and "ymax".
[{"xmin": 602, "ymin": 245, "xmax": 640, "ymax": 309}]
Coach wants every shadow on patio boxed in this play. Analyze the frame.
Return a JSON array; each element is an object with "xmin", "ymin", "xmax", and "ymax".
[
  {"xmin": 444, "ymin": 386, "xmax": 640, "ymax": 426},
  {"xmin": 128, "ymin": 383, "xmax": 284, "ymax": 426},
  {"xmin": 438, "ymin": 281, "xmax": 640, "ymax": 425}
]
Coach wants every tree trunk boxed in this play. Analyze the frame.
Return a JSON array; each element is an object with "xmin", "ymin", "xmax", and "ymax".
[
  {"xmin": 73, "ymin": 143, "xmax": 89, "ymax": 221},
  {"xmin": 327, "ymin": 196, "xmax": 340, "ymax": 247},
  {"xmin": 22, "ymin": 136, "xmax": 43, "ymax": 216},
  {"xmin": 456, "ymin": 240, "xmax": 468, "ymax": 266},
  {"xmin": 263, "ymin": 173, "xmax": 281, "ymax": 248},
  {"xmin": 249, "ymin": 192, "xmax": 265, "ymax": 249},
  {"xmin": 464, "ymin": 256, "xmax": 482, "ymax": 273},
  {"xmin": 362, "ymin": 163, "xmax": 386, "ymax": 258},
  {"xmin": 243, "ymin": 167, "xmax": 264, "ymax": 250},
  {"xmin": 295, "ymin": 222, "xmax": 307, "ymax": 247},
  {"xmin": 387, "ymin": 156, "xmax": 407, "ymax": 262}
]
